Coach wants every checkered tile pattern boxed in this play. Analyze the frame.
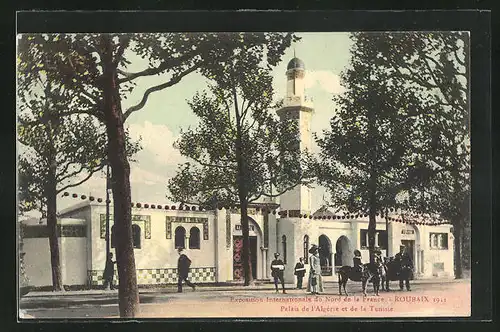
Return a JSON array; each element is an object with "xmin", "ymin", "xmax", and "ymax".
[{"xmin": 88, "ymin": 267, "xmax": 215, "ymax": 286}]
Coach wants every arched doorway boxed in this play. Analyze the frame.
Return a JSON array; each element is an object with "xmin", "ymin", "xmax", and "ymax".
[
  {"xmin": 318, "ymin": 235, "xmax": 332, "ymax": 276},
  {"xmin": 335, "ymin": 236, "xmax": 353, "ymax": 267},
  {"xmin": 232, "ymin": 217, "xmax": 262, "ymax": 281}
]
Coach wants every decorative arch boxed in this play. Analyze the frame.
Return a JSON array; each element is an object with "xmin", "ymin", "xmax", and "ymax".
[
  {"xmin": 132, "ymin": 224, "xmax": 141, "ymax": 249},
  {"xmin": 247, "ymin": 216, "xmax": 263, "ymax": 237},
  {"xmin": 174, "ymin": 226, "xmax": 186, "ymax": 249},
  {"xmin": 335, "ymin": 235, "xmax": 352, "ymax": 267},
  {"xmin": 319, "ymin": 234, "xmax": 333, "ymax": 276},
  {"xmin": 189, "ymin": 226, "xmax": 200, "ymax": 249}
]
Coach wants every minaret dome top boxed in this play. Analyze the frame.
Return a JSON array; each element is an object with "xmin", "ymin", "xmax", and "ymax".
[{"xmin": 287, "ymin": 57, "xmax": 305, "ymax": 71}]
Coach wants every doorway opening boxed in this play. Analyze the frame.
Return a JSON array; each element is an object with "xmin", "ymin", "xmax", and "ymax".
[
  {"xmin": 319, "ymin": 235, "xmax": 333, "ymax": 276},
  {"xmin": 233, "ymin": 236, "xmax": 257, "ymax": 280}
]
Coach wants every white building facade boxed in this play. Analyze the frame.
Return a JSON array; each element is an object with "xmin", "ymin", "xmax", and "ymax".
[{"xmin": 21, "ymin": 57, "xmax": 455, "ymax": 289}]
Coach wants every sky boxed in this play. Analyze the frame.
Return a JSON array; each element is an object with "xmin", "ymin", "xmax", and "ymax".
[{"xmin": 54, "ymin": 32, "xmax": 354, "ymax": 214}]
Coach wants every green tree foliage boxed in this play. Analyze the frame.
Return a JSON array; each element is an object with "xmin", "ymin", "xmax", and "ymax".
[
  {"xmin": 17, "ymin": 32, "xmax": 296, "ymax": 316},
  {"xmin": 316, "ymin": 32, "xmax": 470, "ymax": 275},
  {"xmin": 17, "ymin": 70, "xmax": 141, "ymax": 291},
  {"xmin": 373, "ymin": 32, "xmax": 470, "ymax": 278},
  {"xmin": 168, "ymin": 37, "xmax": 306, "ymax": 285},
  {"xmin": 315, "ymin": 32, "xmax": 433, "ymax": 263}
]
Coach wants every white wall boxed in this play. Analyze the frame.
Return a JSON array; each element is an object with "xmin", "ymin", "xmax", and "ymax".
[
  {"xmin": 90, "ymin": 205, "xmax": 217, "ymax": 271},
  {"xmin": 389, "ymin": 222, "xmax": 454, "ymax": 278},
  {"xmin": 24, "ymin": 238, "xmax": 52, "ymax": 287},
  {"xmin": 60, "ymin": 237, "xmax": 87, "ymax": 285},
  {"xmin": 23, "ymin": 218, "xmax": 87, "ymax": 287}
]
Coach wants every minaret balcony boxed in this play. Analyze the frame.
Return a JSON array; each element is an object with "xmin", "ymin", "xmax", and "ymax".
[{"xmin": 282, "ymin": 96, "xmax": 314, "ymax": 108}]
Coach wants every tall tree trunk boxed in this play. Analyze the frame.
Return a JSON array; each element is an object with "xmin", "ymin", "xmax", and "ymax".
[
  {"xmin": 453, "ymin": 221, "xmax": 463, "ymax": 279},
  {"xmin": 239, "ymin": 198, "xmax": 253, "ymax": 286},
  {"xmin": 101, "ymin": 35, "xmax": 139, "ymax": 318},
  {"xmin": 367, "ymin": 180, "xmax": 377, "ymax": 264},
  {"xmin": 46, "ymin": 165, "xmax": 64, "ymax": 291},
  {"xmin": 234, "ymin": 94, "xmax": 253, "ymax": 286}
]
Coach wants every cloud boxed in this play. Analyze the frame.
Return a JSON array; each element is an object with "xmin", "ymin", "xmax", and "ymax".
[
  {"xmin": 129, "ymin": 165, "xmax": 168, "ymax": 186},
  {"xmin": 305, "ymin": 70, "xmax": 346, "ymax": 95},
  {"xmin": 127, "ymin": 121, "xmax": 186, "ymax": 166}
]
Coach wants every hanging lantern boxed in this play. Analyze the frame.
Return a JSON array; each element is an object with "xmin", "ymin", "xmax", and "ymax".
[
  {"xmin": 144, "ymin": 204, "xmax": 149, "ymax": 208},
  {"xmin": 136, "ymin": 203, "xmax": 142, "ymax": 208},
  {"xmin": 81, "ymin": 195, "xmax": 86, "ymax": 200},
  {"xmin": 72, "ymin": 193, "xmax": 78, "ymax": 198},
  {"xmin": 131, "ymin": 203, "xmax": 134, "ymax": 207},
  {"xmin": 157, "ymin": 205, "xmax": 162, "ymax": 209},
  {"xmin": 97, "ymin": 198, "xmax": 103, "ymax": 203},
  {"xmin": 106, "ymin": 199, "xmax": 111, "ymax": 204},
  {"xmin": 63, "ymin": 192, "xmax": 69, "ymax": 196},
  {"xmin": 172, "ymin": 206, "xmax": 177, "ymax": 210},
  {"xmin": 165, "ymin": 205, "xmax": 170, "ymax": 210},
  {"xmin": 198, "ymin": 206, "xmax": 203, "ymax": 211},
  {"xmin": 152, "ymin": 204, "xmax": 157, "ymax": 209},
  {"xmin": 309, "ymin": 215, "xmax": 313, "ymax": 219},
  {"xmin": 89, "ymin": 196, "xmax": 95, "ymax": 201}
]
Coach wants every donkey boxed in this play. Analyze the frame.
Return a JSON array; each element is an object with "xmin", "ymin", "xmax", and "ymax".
[{"xmin": 338, "ymin": 262, "xmax": 382, "ymax": 296}]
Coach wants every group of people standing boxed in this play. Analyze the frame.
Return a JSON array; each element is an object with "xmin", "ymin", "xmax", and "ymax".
[
  {"xmin": 272, "ymin": 244, "xmax": 414, "ymax": 294},
  {"xmin": 271, "ymin": 243, "xmax": 324, "ymax": 295},
  {"xmin": 103, "ymin": 244, "xmax": 412, "ymax": 294}
]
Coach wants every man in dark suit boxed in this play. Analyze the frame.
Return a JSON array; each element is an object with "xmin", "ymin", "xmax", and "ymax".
[
  {"xmin": 103, "ymin": 252, "xmax": 116, "ymax": 290},
  {"xmin": 177, "ymin": 247, "xmax": 196, "ymax": 293},
  {"xmin": 271, "ymin": 253, "xmax": 286, "ymax": 294},
  {"xmin": 395, "ymin": 245, "xmax": 413, "ymax": 291},
  {"xmin": 294, "ymin": 257, "xmax": 306, "ymax": 289}
]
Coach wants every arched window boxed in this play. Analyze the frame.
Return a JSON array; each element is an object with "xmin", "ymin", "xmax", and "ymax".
[
  {"xmin": 189, "ymin": 227, "xmax": 200, "ymax": 249},
  {"xmin": 303, "ymin": 235, "xmax": 309, "ymax": 264},
  {"xmin": 132, "ymin": 224, "xmax": 141, "ymax": 249},
  {"xmin": 282, "ymin": 235, "xmax": 287, "ymax": 264},
  {"xmin": 175, "ymin": 226, "xmax": 186, "ymax": 249},
  {"xmin": 111, "ymin": 225, "xmax": 116, "ymax": 248}
]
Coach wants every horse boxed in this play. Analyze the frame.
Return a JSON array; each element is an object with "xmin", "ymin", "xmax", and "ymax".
[
  {"xmin": 338, "ymin": 262, "xmax": 382, "ymax": 296},
  {"xmin": 380, "ymin": 257, "xmax": 413, "ymax": 291}
]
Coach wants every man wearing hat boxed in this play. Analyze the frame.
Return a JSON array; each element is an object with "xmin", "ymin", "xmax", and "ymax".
[
  {"xmin": 394, "ymin": 245, "xmax": 413, "ymax": 291},
  {"xmin": 353, "ymin": 249, "xmax": 364, "ymax": 275},
  {"xmin": 307, "ymin": 244, "xmax": 324, "ymax": 295},
  {"xmin": 177, "ymin": 247, "xmax": 196, "ymax": 293},
  {"xmin": 271, "ymin": 253, "xmax": 286, "ymax": 293},
  {"xmin": 294, "ymin": 257, "xmax": 306, "ymax": 289}
]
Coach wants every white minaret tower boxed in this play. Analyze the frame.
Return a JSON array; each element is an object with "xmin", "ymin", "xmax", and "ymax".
[
  {"xmin": 275, "ymin": 56, "xmax": 316, "ymax": 282},
  {"xmin": 277, "ymin": 55, "xmax": 314, "ymax": 215}
]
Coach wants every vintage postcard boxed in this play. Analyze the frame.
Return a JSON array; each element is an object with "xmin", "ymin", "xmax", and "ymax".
[{"xmin": 17, "ymin": 28, "xmax": 472, "ymax": 319}]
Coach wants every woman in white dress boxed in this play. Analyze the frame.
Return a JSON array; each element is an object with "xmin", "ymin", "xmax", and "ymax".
[{"xmin": 307, "ymin": 244, "xmax": 324, "ymax": 295}]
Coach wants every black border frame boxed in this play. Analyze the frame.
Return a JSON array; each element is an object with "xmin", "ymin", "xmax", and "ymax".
[{"xmin": 3, "ymin": 8, "xmax": 494, "ymax": 332}]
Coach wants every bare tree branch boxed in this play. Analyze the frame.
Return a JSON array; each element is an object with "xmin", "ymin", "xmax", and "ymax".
[
  {"xmin": 117, "ymin": 50, "xmax": 201, "ymax": 84},
  {"xmin": 56, "ymin": 164, "xmax": 105, "ymax": 194},
  {"xmin": 123, "ymin": 64, "xmax": 201, "ymax": 120}
]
